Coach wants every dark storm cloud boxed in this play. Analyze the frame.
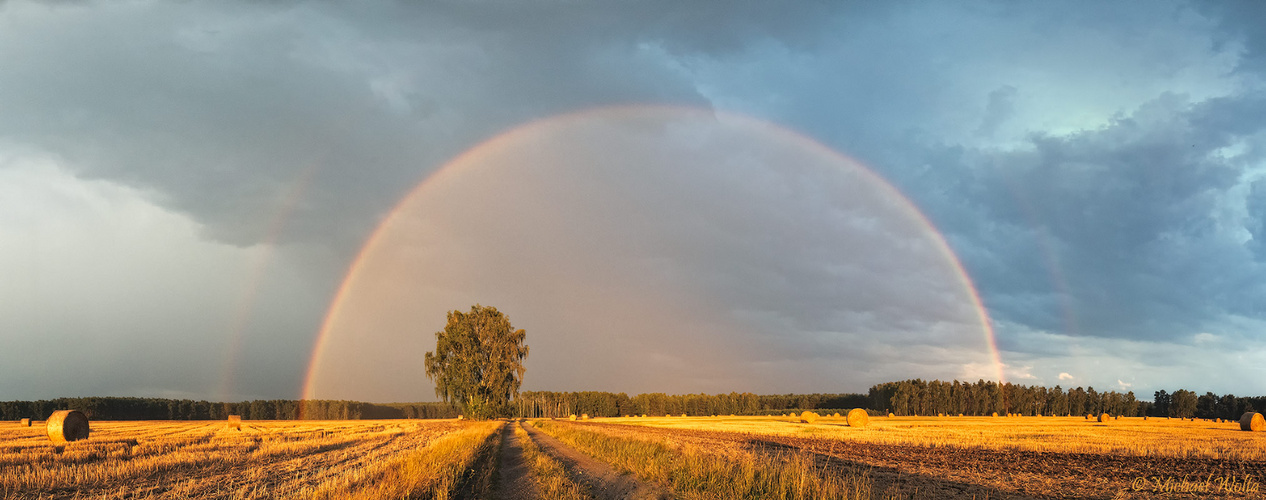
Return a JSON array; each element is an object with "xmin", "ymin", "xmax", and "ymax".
[
  {"xmin": 908, "ymin": 92, "xmax": 1266, "ymax": 342},
  {"xmin": 5, "ymin": 0, "xmax": 1266, "ymax": 400}
]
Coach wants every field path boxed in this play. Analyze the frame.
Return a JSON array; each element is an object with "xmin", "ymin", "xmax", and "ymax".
[
  {"xmin": 494, "ymin": 421, "xmax": 542, "ymax": 500},
  {"xmin": 521, "ymin": 422, "xmax": 670, "ymax": 500}
]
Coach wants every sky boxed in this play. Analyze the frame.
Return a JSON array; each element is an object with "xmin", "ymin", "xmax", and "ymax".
[{"xmin": 2, "ymin": 0, "xmax": 1265, "ymax": 403}]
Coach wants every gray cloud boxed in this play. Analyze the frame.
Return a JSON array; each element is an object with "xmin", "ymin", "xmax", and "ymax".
[{"xmin": 4, "ymin": 0, "xmax": 1266, "ymax": 401}]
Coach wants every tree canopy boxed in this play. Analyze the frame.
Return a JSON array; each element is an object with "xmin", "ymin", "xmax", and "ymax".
[{"xmin": 424, "ymin": 304, "xmax": 529, "ymax": 419}]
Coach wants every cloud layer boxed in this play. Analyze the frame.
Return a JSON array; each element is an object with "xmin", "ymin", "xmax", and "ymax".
[{"xmin": 2, "ymin": 0, "xmax": 1265, "ymax": 401}]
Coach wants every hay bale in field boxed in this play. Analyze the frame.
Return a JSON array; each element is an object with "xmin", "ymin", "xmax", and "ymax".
[
  {"xmin": 1240, "ymin": 412, "xmax": 1264, "ymax": 432},
  {"xmin": 681, "ymin": 413, "xmax": 688, "ymax": 418},
  {"xmin": 581, "ymin": 414, "xmax": 589, "ymax": 420},
  {"xmin": 19, "ymin": 418, "xmax": 30, "ymax": 427},
  {"xmin": 226, "ymin": 415, "xmax": 242, "ymax": 430},
  {"xmin": 1085, "ymin": 414, "xmax": 1093, "ymax": 420},
  {"xmin": 1144, "ymin": 416, "xmax": 1148, "ymax": 421},
  {"xmin": 457, "ymin": 415, "xmax": 464, "ymax": 420},
  {"xmin": 1098, "ymin": 413, "xmax": 1110, "ymax": 423},
  {"xmin": 992, "ymin": 412, "xmax": 999, "ymax": 417},
  {"xmin": 833, "ymin": 413, "xmax": 841, "ymax": 417},
  {"xmin": 568, "ymin": 414, "xmax": 577, "ymax": 421},
  {"xmin": 938, "ymin": 413, "xmax": 944, "ymax": 417},
  {"xmin": 799, "ymin": 411, "xmax": 819, "ymax": 424},
  {"xmin": 887, "ymin": 412, "xmax": 895, "ymax": 418},
  {"xmin": 46, "ymin": 410, "xmax": 89, "ymax": 444},
  {"xmin": 846, "ymin": 408, "xmax": 868, "ymax": 428},
  {"xmin": 642, "ymin": 414, "xmax": 648, "ymax": 418},
  {"xmin": 958, "ymin": 413, "xmax": 964, "ymax": 417}
]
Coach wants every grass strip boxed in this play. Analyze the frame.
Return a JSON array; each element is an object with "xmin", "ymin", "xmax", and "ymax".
[
  {"xmin": 532, "ymin": 420, "xmax": 873, "ymax": 500},
  {"xmin": 514, "ymin": 421, "xmax": 591, "ymax": 500},
  {"xmin": 317, "ymin": 420, "xmax": 501, "ymax": 500}
]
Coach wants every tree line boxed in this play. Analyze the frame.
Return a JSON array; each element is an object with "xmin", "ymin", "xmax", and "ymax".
[
  {"xmin": 1152, "ymin": 390, "xmax": 1266, "ymax": 419},
  {"xmin": 513, "ymin": 391, "xmax": 870, "ymax": 418},
  {"xmin": 0, "ymin": 397, "xmax": 458, "ymax": 421},
  {"xmin": 5, "ymin": 384, "xmax": 1262, "ymax": 421},
  {"xmin": 869, "ymin": 379, "xmax": 1266, "ymax": 418}
]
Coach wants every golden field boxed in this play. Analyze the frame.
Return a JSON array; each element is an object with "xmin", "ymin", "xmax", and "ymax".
[
  {"xmin": 2, "ymin": 414, "xmax": 1263, "ymax": 499},
  {"xmin": 597, "ymin": 413, "xmax": 1266, "ymax": 460},
  {"xmin": 0, "ymin": 419, "xmax": 499, "ymax": 499}
]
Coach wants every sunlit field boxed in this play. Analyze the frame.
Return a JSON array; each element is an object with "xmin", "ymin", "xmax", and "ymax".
[
  {"xmin": 0, "ymin": 419, "xmax": 499, "ymax": 500},
  {"xmin": 599, "ymin": 413, "xmax": 1266, "ymax": 460},
  {"xmin": 5, "ymin": 414, "xmax": 1262, "ymax": 499}
]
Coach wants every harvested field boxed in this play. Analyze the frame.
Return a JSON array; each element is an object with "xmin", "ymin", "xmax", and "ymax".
[
  {"xmin": 4, "ymin": 415, "xmax": 1263, "ymax": 499},
  {"xmin": 564, "ymin": 416, "xmax": 1266, "ymax": 499},
  {"xmin": 0, "ymin": 419, "xmax": 495, "ymax": 499},
  {"xmin": 598, "ymin": 414, "xmax": 1266, "ymax": 460}
]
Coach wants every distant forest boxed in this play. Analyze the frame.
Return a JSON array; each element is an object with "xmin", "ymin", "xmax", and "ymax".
[
  {"xmin": 3, "ymin": 380, "xmax": 1262, "ymax": 421},
  {"xmin": 0, "ymin": 398, "xmax": 459, "ymax": 421},
  {"xmin": 869, "ymin": 379, "xmax": 1266, "ymax": 419}
]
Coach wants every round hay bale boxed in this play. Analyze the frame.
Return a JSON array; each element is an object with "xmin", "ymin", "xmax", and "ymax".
[
  {"xmin": 46, "ymin": 410, "xmax": 89, "ymax": 444},
  {"xmin": 457, "ymin": 415, "xmax": 464, "ymax": 420},
  {"xmin": 641, "ymin": 414, "xmax": 648, "ymax": 418},
  {"xmin": 992, "ymin": 412, "xmax": 999, "ymax": 417},
  {"xmin": 799, "ymin": 411, "xmax": 819, "ymax": 424},
  {"xmin": 846, "ymin": 408, "xmax": 868, "ymax": 428},
  {"xmin": 833, "ymin": 412, "xmax": 841, "ymax": 417},
  {"xmin": 958, "ymin": 413, "xmax": 964, "ymax": 417},
  {"xmin": 1085, "ymin": 414, "xmax": 1092, "ymax": 420},
  {"xmin": 226, "ymin": 415, "xmax": 242, "ymax": 430},
  {"xmin": 19, "ymin": 418, "xmax": 30, "ymax": 427},
  {"xmin": 1240, "ymin": 412, "xmax": 1264, "ymax": 432},
  {"xmin": 568, "ymin": 414, "xmax": 577, "ymax": 421},
  {"xmin": 681, "ymin": 413, "xmax": 687, "ymax": 418},
  {"xmin": 581, "ymin": 413, "xmax": 589, "ymax": 420},
  {"xmin": 937, "ymin": 413, "xmax": 944, "ymax": 417},
  {"xmin": 1098, "ymin": 413, "xmax": 1110, "ymax": 423}
]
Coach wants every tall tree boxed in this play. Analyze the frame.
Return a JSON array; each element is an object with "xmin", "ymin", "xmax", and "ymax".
[
  {"xmin": 424, "ymin": 305, "xmax": 529, "ymax": 419},
  {"xmin": 1170, "ymin": 389, "xmax": 1197, "ymax": 418}
]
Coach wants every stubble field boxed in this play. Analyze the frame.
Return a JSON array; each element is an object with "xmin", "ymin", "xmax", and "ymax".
[{"xmin": 2, "ymin": 414, "xmax": 1263, "ymax": 499}]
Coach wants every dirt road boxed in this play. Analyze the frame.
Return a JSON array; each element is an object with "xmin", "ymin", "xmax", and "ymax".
[
  {"xmin": 521, "ymin": 422, "xmax": 670, "ymax": 500},
  {"xmin": 493, "ymin": 422, "xmax": 543, "ymax": 500}
]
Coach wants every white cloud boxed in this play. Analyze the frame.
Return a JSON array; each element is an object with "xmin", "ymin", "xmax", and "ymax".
[{"xmin": 1059, "ymin": 372, "xmax": 1074, "ymax": 380}]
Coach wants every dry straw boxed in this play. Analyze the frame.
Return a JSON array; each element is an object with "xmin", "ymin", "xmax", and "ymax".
[
  {"xmin": 581, "ymin": 414, "xmax": 589, "ymax": 420},
  {"xmin": 799, "ymin": 411, "xmax": 819, "ymax": 424},
  {"xmin": 992, "ymin": 412, "xmax": 999, "ymax": 417},
  {"xmin": 226, "ymin": 415, "xmax": 242, "ymax": 430},
  {"xmin": 833, "ymin": 413, "xmax": 841, "ymax": 417},
  {"xmin": 1240, "ymin": 412, "xmax": 1264, "ymax": 432},
  {"xmin": 887, "ymin": 412, "xmax": 895, "ymax": 418},
  {"xmin": 19, "ymin": 418, "xmax": 30, "ymax": 427},
  {"xmin": 846, "ymin": 408, "xmax": 868, "ymax": 428},
  {"xmin": 46, "ymin": 410, "xmax": 89, "ymax": 444},
  {"xmin": 568, "ymin": 414, "xmax": 577, "ymax": 421},
  {"xmin": 1098, "ymin": 413, "xmax": 1110, "ymax": 423}
]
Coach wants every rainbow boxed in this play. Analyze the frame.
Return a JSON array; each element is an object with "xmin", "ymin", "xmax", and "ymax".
[{"xmin": 301, "ymin": 104, "xmax": 1005, "ymax": 403}]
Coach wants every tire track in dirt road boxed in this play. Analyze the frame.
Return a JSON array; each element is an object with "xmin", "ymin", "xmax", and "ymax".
[
  {"xmin": 521, "ymin": 422, "xmax": 671, "ymax": 500},
  {"xmin": 494, "ymin": 421, "xmax": 542, "ymax": 500}
]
